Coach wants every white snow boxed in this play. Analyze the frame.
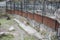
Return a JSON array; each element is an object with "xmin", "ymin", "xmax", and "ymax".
[
  {"xmin": 0, "ymin": 32, "xmax": 4, "ymax": 35},
  {"xmin": 9, "ymin": 26, "xmax": 15, "ymax": 31}
]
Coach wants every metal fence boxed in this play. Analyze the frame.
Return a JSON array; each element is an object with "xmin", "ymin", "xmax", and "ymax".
[{"xmin": 6, "ymin": 0, "xmax": 60, "ymax": 15}]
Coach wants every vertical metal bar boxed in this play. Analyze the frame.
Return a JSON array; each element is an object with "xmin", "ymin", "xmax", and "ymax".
[
  {"xmin": 51, "ymin": 0, "xmax": 52, "ymax": 15},
  {"xmin": 42, "ymin": 0, "xmax": 46, "ymax": 16},
  {"xmin": 14, "ymin": 1, "xmax": 15, "ymax": 14},
  {"xmin": 14, "ymin": 2, "xmax": 16, "ymax": 14},
  {"xmin": 26, "ymin": 0, "xmax": 28, "ymax": 18},
  {"xmin": 18, "ymin": 1, "xmax": 19, "ymax": 15},
  {"xmin": 21, "ymin": 1, "xmax": 23, "ymax": 16},
  {"xmin": 10, "ymin": 1, "xmax": 11, "ymax": 14},
  {"xmin": 6, "ymin": 1, "xmax": 7, "ymax": 13},
  {"xmin": 27, "ymin": 0, "xmax": 30, "ymax": 18},
  {"xmin": 6, "ymin": 1, "xmax": 9, "ymax": 15},
  {"xmin": 33, "ymin": 0, "xmax": 36, "ymax": 19},
  {"xmin": 19, "ymin": 1, "xmax": 20, "ymax": 15},
  {"xmin": 25, "ymin": 0, "xmax": 27, "ymax": 18},
  {"xmin": 11, "ymin": 1, "xmax": 13, "ymax": 14},
  {"xmin": 11, "ymin": 2, "xmax": 13, "ymax": 14},
  {"xmin": 42, "ymin": 0, "xmax": 45, "ymax": 23}
]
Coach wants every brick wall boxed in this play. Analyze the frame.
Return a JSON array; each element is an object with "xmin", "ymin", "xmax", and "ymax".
[
  {"xmin": 6, "ymin": 10, "xmax": 60, "ymax": 30},
  {"xmin": 34, "ymin": 14, "xmax": 43, "ymax": 23},
  {"xmin": 18, "ymin": 11, "xmax": 23, "ymax": 16},
  {"xmin": 55, "ymin": 21, "xmax": 59, "ymax": 30},
  {"xmin": 6, "ymin": 10, "xmax": 12, "ymax": 14},
  {"xmin": 28, "ymin": 12, "xmax": 34, "ymax": 19},
  {"xmin": 43, "ymin": 16, "xmax": 56, "ymax": 29},
  {"xmin": 15, "ymin": 10, "xmax": 19, "ymax": 15},
  {"xmin": 11, "ymin": 10, "xmax": 15, "ymax": 14},
  {"xmin": 22, "ymin": 12, "xmax": 28, "ymax": 17},
  {"xmin": 59, "ymin": 24, "xmax": 60, "ymax": 28}
]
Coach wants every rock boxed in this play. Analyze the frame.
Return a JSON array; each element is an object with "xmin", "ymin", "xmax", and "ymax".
[
  {"xmin": 0, "ymin": 32, "xmax": 5, "ymax": 36},
  {"xmin": 9, "ymin": 26, "xmax": 15, "ymax": 31},
  {"xmin": 24, "ymin": 21, "xmax": 27, "ymax": 24},
  {"xmin": 40, "ymin": 24, "xmax": 57, "ymax": 40}
]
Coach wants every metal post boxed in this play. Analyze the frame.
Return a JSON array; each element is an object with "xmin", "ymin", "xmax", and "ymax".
[
  {"xmin": 6, "ymin": 1, "xmax": 7, "ymax": 14},
  {"xmin": 21, "ymin": 1, "xmax": 23, "ymax": 16}
]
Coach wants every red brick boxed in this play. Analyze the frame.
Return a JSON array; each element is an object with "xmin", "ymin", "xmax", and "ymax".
[
  {"xmin": 14, "ymin": 10, "xmax": 19, "ymax": 15},
  {"xmin": 59, "ymin": 23, "xmax": 60, "ymax": 28},
  {"xmin": 6, "ymin": 10, "xmax": 10, "ymax": 13},
  {"xmin": 28, "ymin": 12, "xmax": 33, "ymax": 19},
  {"xmin": 22, "ymin": 12, "xmax": 28, "ymax": 17},
  {"xmin": 6, "ymin": 10, "xmax": 60, "ymax": 30},
  {"xmin": 34, "ymin": 14, "xmax": 43, "ymax": 23},
  {"xmin": 19, "ymin": 11, "xmax": 22, "ymax": 16},
  {"xmin": 11, "ymin": 10, "xmax": 15, "ymax": 14},
  {"xmin": 8, "ymin": 10, "xmax": 12, "ymax": 14},
  {"xmin": 43, "ymin": 16, "xmax": 56, "ymax": 29},
  {"xmin": 55, "ymin": 21, "xmax": 60, "ymax": 30},
  {"xmin": 6, "ymin": 10, "xmax": 8, "ymax": 12}
]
